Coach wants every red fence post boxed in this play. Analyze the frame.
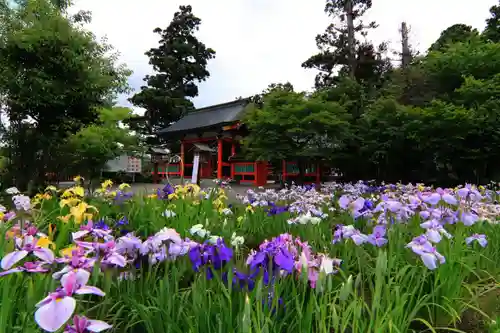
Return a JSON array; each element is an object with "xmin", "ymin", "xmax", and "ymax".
[
  {"xmin": 230, "ymin": 141, "xmax": 236, "ymax": 179},
  {"xmin": 217, "ymin": 139, "xmax": 223, "ymax": 179}
]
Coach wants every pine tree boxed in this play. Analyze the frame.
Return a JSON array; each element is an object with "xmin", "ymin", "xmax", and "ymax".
[
  {"xmin": 130, "ymin": 5, "xmax": 215, "ymax": 137},
  {"xmin": 302, "ymin": 0, "xmax": 387, "ymax": 89}
]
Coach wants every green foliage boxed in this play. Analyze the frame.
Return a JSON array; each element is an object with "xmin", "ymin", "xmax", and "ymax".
[
  {"xmin": 243, "ymin": 87, "xmax": 351, "ymax": 167},
  {"xmin": 483, "ymin": 2, "xmax": 500, "ymax": 43},
  {"xmin": 259, "ymin": 2, "xmax": 500, "ymax": 184},
  {"xmin": 302, "ymin": 0, "xmax": 391, "ymax": 91},
  {"xmin": 422, "ymin": 38, "xmax": 500, "ymax": 103},
  {"xmin": 129, "ymin": 5, "xmax": 216, "ymax": 139},
  {"xmin": 0, "ymin": 0, "xmax": 131, "ymax": 190},
  {"xmin": 0, "ymin": 0, "xmax": 130, "ymax": 130},
  {"xmin": 64, "ymin": 107, "xmax": 139, "ymax": 184},
  {"xmin": 428, "ymin": 24, "xmax": 479, "ymax": 52}
]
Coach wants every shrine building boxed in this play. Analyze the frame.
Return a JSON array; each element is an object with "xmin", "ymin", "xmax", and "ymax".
[{"xmin": 154, "ymin": 98, "xmax": 321, "ymax": 186}]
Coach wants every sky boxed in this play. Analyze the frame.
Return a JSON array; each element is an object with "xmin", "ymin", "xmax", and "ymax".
[{"xmin": 72, "ymin": 0, "xmax": 497, "ymax": 114}]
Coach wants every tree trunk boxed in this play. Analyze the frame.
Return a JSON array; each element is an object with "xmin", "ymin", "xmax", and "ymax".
[
  {"xmin": 345, "ymin": 0, "xmax": 356, "ymax": 79},
  {"xmin": 296, "ymin": 158, "xmax": 306, "ymax": 186},
  {"xmin": 401, "ymin": 22, "xmax": 411, "ymax": 68}
]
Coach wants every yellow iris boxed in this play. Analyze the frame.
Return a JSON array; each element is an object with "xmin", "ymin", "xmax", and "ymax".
[
  {"xmin": 58, "ymin": 215, "xmax": 71, "ymax": 223},
  {"xmin": 60, "ymin": 246, "xmax": 77, "ymax": 257},
  {"xmin": 45, "ymin": 185, "xmax": 57, "ymax": 192},
  {"xmin": 101, "ymin": 180, "xmax": 113, "ymax": 189},
  {"xmin": 36, "ymin": 236, "xmax": 55, "ymax": 250},
  {"xmin": 70, "ymin": 202, "xmax": 97, "ymax": 224},
  {"xmin": 60, "ymin": 197, "xmax": 81, "ymax": 208},
  {"xmin": 118, "ymin": 183, "xmax": 130, "ymax": 190}
]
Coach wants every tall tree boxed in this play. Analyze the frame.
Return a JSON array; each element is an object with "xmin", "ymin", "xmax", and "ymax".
[
  {"xmin": 0, "ymin": 0, "xmax": 130, "ymax": 190},
  {"xmin": 483, "ymin": 2, "xmax": 500, "ymax": 43},
  {"xmin": 130, "ymin": 5, "xmax": 215, "ymax": 140},
  {"xmin": 302, "ymin": 0, "xmax": 382, "ymax": 89},
  {"xmin": 429, "ymin": 24, "xmax": 479, "ymax": 52}
]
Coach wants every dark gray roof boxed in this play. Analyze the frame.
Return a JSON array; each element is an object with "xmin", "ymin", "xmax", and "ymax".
[{"xmin": 157, "ymin": 99, "xmax": 249, "ymax": 136}]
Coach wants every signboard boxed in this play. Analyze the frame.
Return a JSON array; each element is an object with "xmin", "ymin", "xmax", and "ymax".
[
  {"xmin": 126, "ymin": 156, "xmax": 142, "ymax": 173},
  {"xmin": 191, "ymin": 153, "xmax": 200, "ymax": 184}
]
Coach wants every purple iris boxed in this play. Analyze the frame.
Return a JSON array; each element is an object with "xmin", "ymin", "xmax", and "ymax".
[
  {"xmin": 367, "ymin": 225, "xmax": 388, "ymax": 247},
  {"xmin": 0, "ymin": 235, "xmax": 54, "ymax": 270},
  {"xmin": 35, "ymin": 271, "xmax": 105, "ymax": 332},
  {"xmin": 222, "ymin": 269, "xmax": 256, "ymax": 291},
  {"xmin": 113, "ymin": 191, "xmax": 133, "ymax": 203},
  {"xmin": 162, "ymin": 184, "xmax": 175, "ymax": 196},
  {"xmin": 64, "ymin": 315, "xmax": 111, "ymax": 332},
  {"xmin": 465, "ymin": 234, "xmax": 487, "ymax": 247},
  {"xmin": 0, "ymin": 261, "xmax": 49, "ymax": 276},
  {"xmin": 267, "ymin": 202, "xmax": 288, "ymax": 216},
  {"xmin": 188, "ymin": 239, "xmax": 233, "ymax": 279},
  {"xmin": 246, "ymin": 235, "xmax": 295, "ymax": 285},
  {"xmin": 406, "ymin": 235, "xmax": 446, "ymax": 270},
  {"xmin": 94, "ymin": 219, "xmax": 110, "ymax": 231},
  {"xmin": 115, "ymin": 217, "xmax": 129, "ymax": 227}
]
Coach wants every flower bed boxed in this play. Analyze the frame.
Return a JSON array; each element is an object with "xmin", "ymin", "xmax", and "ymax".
[{"xmin": 0, "ymin": 180, "xmax": 500, "ymax": 332}]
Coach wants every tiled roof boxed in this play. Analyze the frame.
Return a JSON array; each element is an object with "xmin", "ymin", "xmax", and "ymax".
[{"xmin": 157, "ymin": 99, "xmax": 248, "ymax": 136}]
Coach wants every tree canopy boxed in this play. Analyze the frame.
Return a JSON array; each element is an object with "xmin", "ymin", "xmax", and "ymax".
[
  {"xmin": 0, "ymin": 0, "xmax": 131, "ymax": 190},
  {"xmin": 129, "ymin": 5, "xmax": 215, "ymax": 141},
  {"xmin": 64, "ymin": 107, "xmax": 139, "ymax": 186},
  {"xmin": 243, "ymin": 86, "xmax": 351, "ymax": 162},
  {"xmin": 246, "ymin": 0, "xmax": 500, "ymax": 186}
]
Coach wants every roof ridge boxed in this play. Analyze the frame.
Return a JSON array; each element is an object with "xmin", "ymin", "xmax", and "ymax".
[{"xmin": 192, "ymin": 98, "xmax": 250, "ymax": 113}]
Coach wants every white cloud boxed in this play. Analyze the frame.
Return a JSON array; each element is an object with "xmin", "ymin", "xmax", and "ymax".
[{"xmin": 71, "ymin": 0, "xmax": 497, "ymax": 113}]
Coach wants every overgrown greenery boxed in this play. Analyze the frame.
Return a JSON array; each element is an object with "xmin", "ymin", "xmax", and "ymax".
[
  {"xmin": 64, "ymin": 107, "xmax": 139, "ymax": 188},
  {"xmin": 0, "ymin": 0, "xmax": 131, "ymax": 191},
  {"xmin": 244, "ymin": 0, "xmax": 500, "ymax": 186}
]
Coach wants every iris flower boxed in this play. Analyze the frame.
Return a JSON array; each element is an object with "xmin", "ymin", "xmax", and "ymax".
[
  {"xmin": 406, "ymin": 235, "xmax": 446, "ymax": 270},
  {"xmin": 35, "ymin": 272, "xmax": 105, "ymax": 332},
  {"xmin": 64, "ymin": 315, "xmax": 111, "ymax": 333},
  {"xmin": 72, "ymin": 221, "xmax": 112, "ymax": 241},
  {"xmin": 420, "ymin": 219, "xmax": 452, "ymax": 243},
  {"xmin": 333, "ymin": 225, "xmax": 368, "ymax": 245},
  {"xmin": 1, "ymin": 235, "xmax": 55, "ymax": 270},
  {"xmin": 338, "ymin": 195, "xmax": 366, "ymax": 218},
  {"xmin": 465, "ymin": 234, "xmax": 487, "ymax": 247},
  {"xmin": 422, "ymin": 190, "xmax": 458, "ymax": 206},
  {"xmin": 367, "ymin": 225, "xmax": 388, "ymax": 247},
  {"xmin": 0, "ymin": 261, "xmax": 49, "ymax": 276}
]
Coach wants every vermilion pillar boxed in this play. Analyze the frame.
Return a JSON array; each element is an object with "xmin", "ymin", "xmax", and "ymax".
[
  {"xmin": 180, "ymin": 141, "xmax": 185, "ymax": 179},
  {"xmin": 153, "ymin": 162, "xmax": 159, "ymax": 184},
  {"xmin": 230, "ymin": 141, "xmax": 236, "ymax": 179},
  {"xmin": 217, "ymin": 139, "xmax": 223, "ymax": 179},
  {"xmin": 255, "ymin": 161, "xmax": 268, "ymax": 186}
]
